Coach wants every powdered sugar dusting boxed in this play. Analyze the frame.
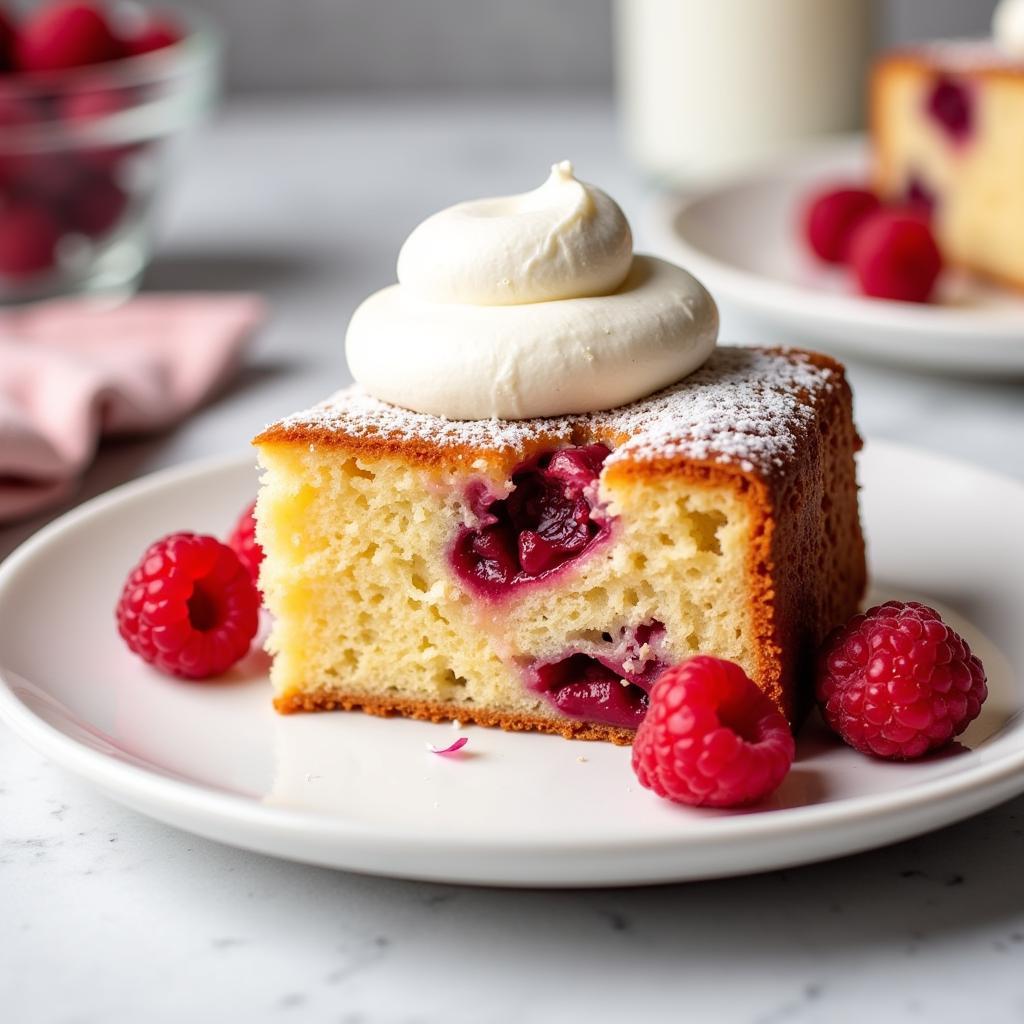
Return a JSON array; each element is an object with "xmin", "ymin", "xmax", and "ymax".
[
  {"xmin": 270, "ymin": 348, "xmax": 837, "ymax": 478},
  {"xmin": 606, "ymin": 348, "xmax": 834, "ymax": 473}
]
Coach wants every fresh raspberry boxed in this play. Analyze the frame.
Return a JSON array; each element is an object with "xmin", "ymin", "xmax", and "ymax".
[
  {"xmin": 61, "ymin": 87, "xmax": 141, "ymax": 173},
  {"xmin": 61, "ymin": 85, "xmax": 127, "ymax": 123},
  {"xmin": 116, "ymin": 532, "xmax": 260, "ymax": 680},
  {"xmin": 803, "ymin": 186, "xmax": 880, "ymax": 264},
  {"xmin": 632, "ymin": 656, "xmax": 795, "ymax": 808},
  {"xmin": 64, "ymin": 171, "xmax": 127, "ymax": 237},
  {"xmin": 0, "ymin": 7, "xmax": 17, "ymax": 72},
  {"xmin": 0, "ymin": 95, "xmax": 39, "ymax": 188},
  {"xmin": 227, "ymin": 500, "xmax": 263, "ymax": 588},
  {"xmin": 0, "ymin": 202, "xmax": 61, "ymax": 278},
  {"xmin": 124, "ymin": 17, "xmax": 182, "ymax": 56},
  {"xmin": 849, "ymin": 208, "xmax": 943, "ymax": 303},
  {"xmin": 816, "ymin": 601, "xmax": 987, "ymax": 760},
  {"xmin": 0, "ymin": 93, "xmax": 37, "ymax": 133},
  {"xmin": 17, "ymin": 153, "xmax": 81, "ymax": 203},
  {"xmin": 16, "ymin": 2, "xmax": 124, "ymax": 73}
]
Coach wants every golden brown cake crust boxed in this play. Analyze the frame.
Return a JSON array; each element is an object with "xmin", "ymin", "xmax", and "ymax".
[{"xmin": 273, "ymin": 689, "xmax": 636, "ymax": 745}]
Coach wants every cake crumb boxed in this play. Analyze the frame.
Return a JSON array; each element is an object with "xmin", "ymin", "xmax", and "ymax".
[{"xmin": 577, "ymin": 755, "xmax": 588, "ymax": 763}]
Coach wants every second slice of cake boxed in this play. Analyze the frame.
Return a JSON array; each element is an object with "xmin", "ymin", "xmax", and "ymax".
[{"xmin": 871, "ymin": 37, "xmax": 1024, "ymax": 289}]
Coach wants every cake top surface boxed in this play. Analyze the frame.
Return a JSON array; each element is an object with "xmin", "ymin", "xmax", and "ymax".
[{"xmin": 257, "ymin": 346, "xmax": 844, "ymax": 479}]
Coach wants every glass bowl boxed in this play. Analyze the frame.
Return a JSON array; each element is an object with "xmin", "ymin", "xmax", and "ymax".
[{"xmin": 0, "ymin": 9, "xmax": 219, "ymax": 304}]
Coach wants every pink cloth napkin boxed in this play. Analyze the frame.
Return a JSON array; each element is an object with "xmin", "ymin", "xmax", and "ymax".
[{"xmin": 0, "ymin": 294, "xmax": 265, "ymax": 523}]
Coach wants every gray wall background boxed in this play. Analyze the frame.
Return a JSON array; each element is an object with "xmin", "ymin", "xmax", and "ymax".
[{"xmin": 196, "ymin": 0, "xmax": 1001, "ymax": 94}]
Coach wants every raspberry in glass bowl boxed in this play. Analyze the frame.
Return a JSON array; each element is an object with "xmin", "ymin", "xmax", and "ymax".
[{"xmin": 0, "ymin": 1, "xmax": 218, "ymax": 303}]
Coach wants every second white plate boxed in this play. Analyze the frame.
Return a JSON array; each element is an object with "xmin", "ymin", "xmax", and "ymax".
[
  {"xmin": 0, "ymin": 442, "xmax": 1022, "ymax": 886},
  {"xmin": 648, "ymin": 138, "xmax": 1024, "ymax": 374}
]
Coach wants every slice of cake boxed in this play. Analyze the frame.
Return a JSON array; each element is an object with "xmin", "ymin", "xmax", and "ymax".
[
  {"xmin": 254, "ymin": 346, "xmax": 865, "ymax": 744},
  {"xmin": 871, "ymin": 40, "xmax": 1024, "ymax": 288},
  {"xmin": 254, "ymin": 161, "xmax": 866, "ymax": 744}
]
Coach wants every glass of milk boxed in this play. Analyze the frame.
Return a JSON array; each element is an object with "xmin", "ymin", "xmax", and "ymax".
[{"xmin": 615, "ymin": 0, "xmax": 874, "ymax": 185}]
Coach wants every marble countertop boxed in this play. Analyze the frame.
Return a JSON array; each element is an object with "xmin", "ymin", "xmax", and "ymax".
[{"xmin": 2, "ymin": 96, "xmax": 1023, "ymax": 1024}]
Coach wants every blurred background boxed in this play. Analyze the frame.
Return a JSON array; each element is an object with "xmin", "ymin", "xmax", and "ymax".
[{"xmin": 196, "ymin": 0, "xmax": 997, "ymax": 94}]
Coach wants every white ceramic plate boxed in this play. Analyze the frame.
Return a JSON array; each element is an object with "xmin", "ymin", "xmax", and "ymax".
[
  {"xmin": 647, "ymin": 138, "xmax": 1024, "ymax": 374},
  {"xmin": 0, "ymin": 444, "xmax": 1022, "ymax": 888}
]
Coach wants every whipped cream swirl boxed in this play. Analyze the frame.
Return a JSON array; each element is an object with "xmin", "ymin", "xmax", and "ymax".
[
  {"xmin": 398, "ymin": 160, "xmax": 634, "ymax": 305},
  {"xmin": 346, "ymin": 161, "xmax": 718, "ymax": 420},
  {"xmin": 994, "ymin": 0, "xmax": 1024, "ymax": 57}
]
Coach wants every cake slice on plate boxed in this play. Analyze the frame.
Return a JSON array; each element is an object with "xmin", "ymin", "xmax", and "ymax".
[
  {"xmin": 254, "ymin": 347, "xmax": 864, "ymax": 744},
  {"xmin": 254, "ymin": 161, "xmax": 865, "ymax": 743}
]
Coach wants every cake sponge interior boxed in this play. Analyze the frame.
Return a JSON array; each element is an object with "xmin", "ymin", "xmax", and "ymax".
[{"xmin": 257, "ymin": 442, "xmax": 759, "ymax": 735}]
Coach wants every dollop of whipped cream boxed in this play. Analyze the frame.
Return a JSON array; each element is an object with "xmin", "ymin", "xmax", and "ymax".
[
  {"xmin": 397, "ymin": 160, "xmax": 633, "ymax": 305},
  {"xmin": 994, "ymin": 0, "xmax": 1024, "ymax": 57},
  {"xmin": 346, "ymin": 161, "xmax": 718, "ymax": 420}
]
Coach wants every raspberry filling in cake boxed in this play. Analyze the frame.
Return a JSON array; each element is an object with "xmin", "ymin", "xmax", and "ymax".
[
  {"xmin": 526, "ymin": 622, "xmax": 667, "ymax": 730},
  {"xmin": 904, "ymin": 174, "xmax": 937, "ymax": 215},
  {"xmin": 925, "ymin": 75, "xmax": 974, "ymax": 143},
  {"xmin": 451, "ymin": 444, "xmax": 613, "ymax": 597}
]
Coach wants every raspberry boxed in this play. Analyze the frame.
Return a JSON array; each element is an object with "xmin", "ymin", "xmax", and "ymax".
[
  {"xmin": 529, "ymin": 622, "xmax": 667, "ymax": 730},
  {"xmin": 64, "ymin": 171, "xmax": 127, "ymax": 237},
  {"xmin": 904, "ymin": 175, "xmax": 936, "ymax": 218},
  {"xmin": 0, "ymin": 95, "xmax": 39, "ymax": 189},
  {"xmin": 61, "ymin": 87, "xmax": 141, "ymax": 173},
  {"xmin": 0, "ymin": 94, "xmax": 37, "ymax": 133},
  {"xmin": 926, "ymin": 76, "xmax": 974, "ymax": 144},
  {"xmin": 0, "ymin": 203, "xmax": 61, "ymax": 278},
  {"xmin": 61, "ymin": 85, "xmax": 127, "ymax": 124},
  {"xmin": 0, "ymin": 8, "xmax": 16, "ymax": 72},
  {"xmin": 18, "ymin": 153, "xmax": 81, "ymax": 202},
  {"xmin": 451, "ymin": 444, "xmax": 611, "ymax": 595},
  {"xmin": 632, "ymin": 656, "xmax": 795, "ymax": 808},
  {"xmin": 803, "ymin": 186, "xmax": 880, "ymax": 264},
  {"xmin": 124, "ymin": 17, "xmax": 182, "ymax": 56},
  {"xmin": 849, "ymin": 208, "xmax": 943, "ymax": 303},
  {"xmin": 227, "ymin": 500, "xmax": 263, "ymax": 588},
  {"xmin": 16, "ymin": 2, "xmax": 124, "ymax": 73},
  {"xmin": 816, "ymin": 601, "xmax": 987, "ymax": 760},
  {"xmin": 116, "ymin": 532, "xmax": 260, "ymax": 680}
]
